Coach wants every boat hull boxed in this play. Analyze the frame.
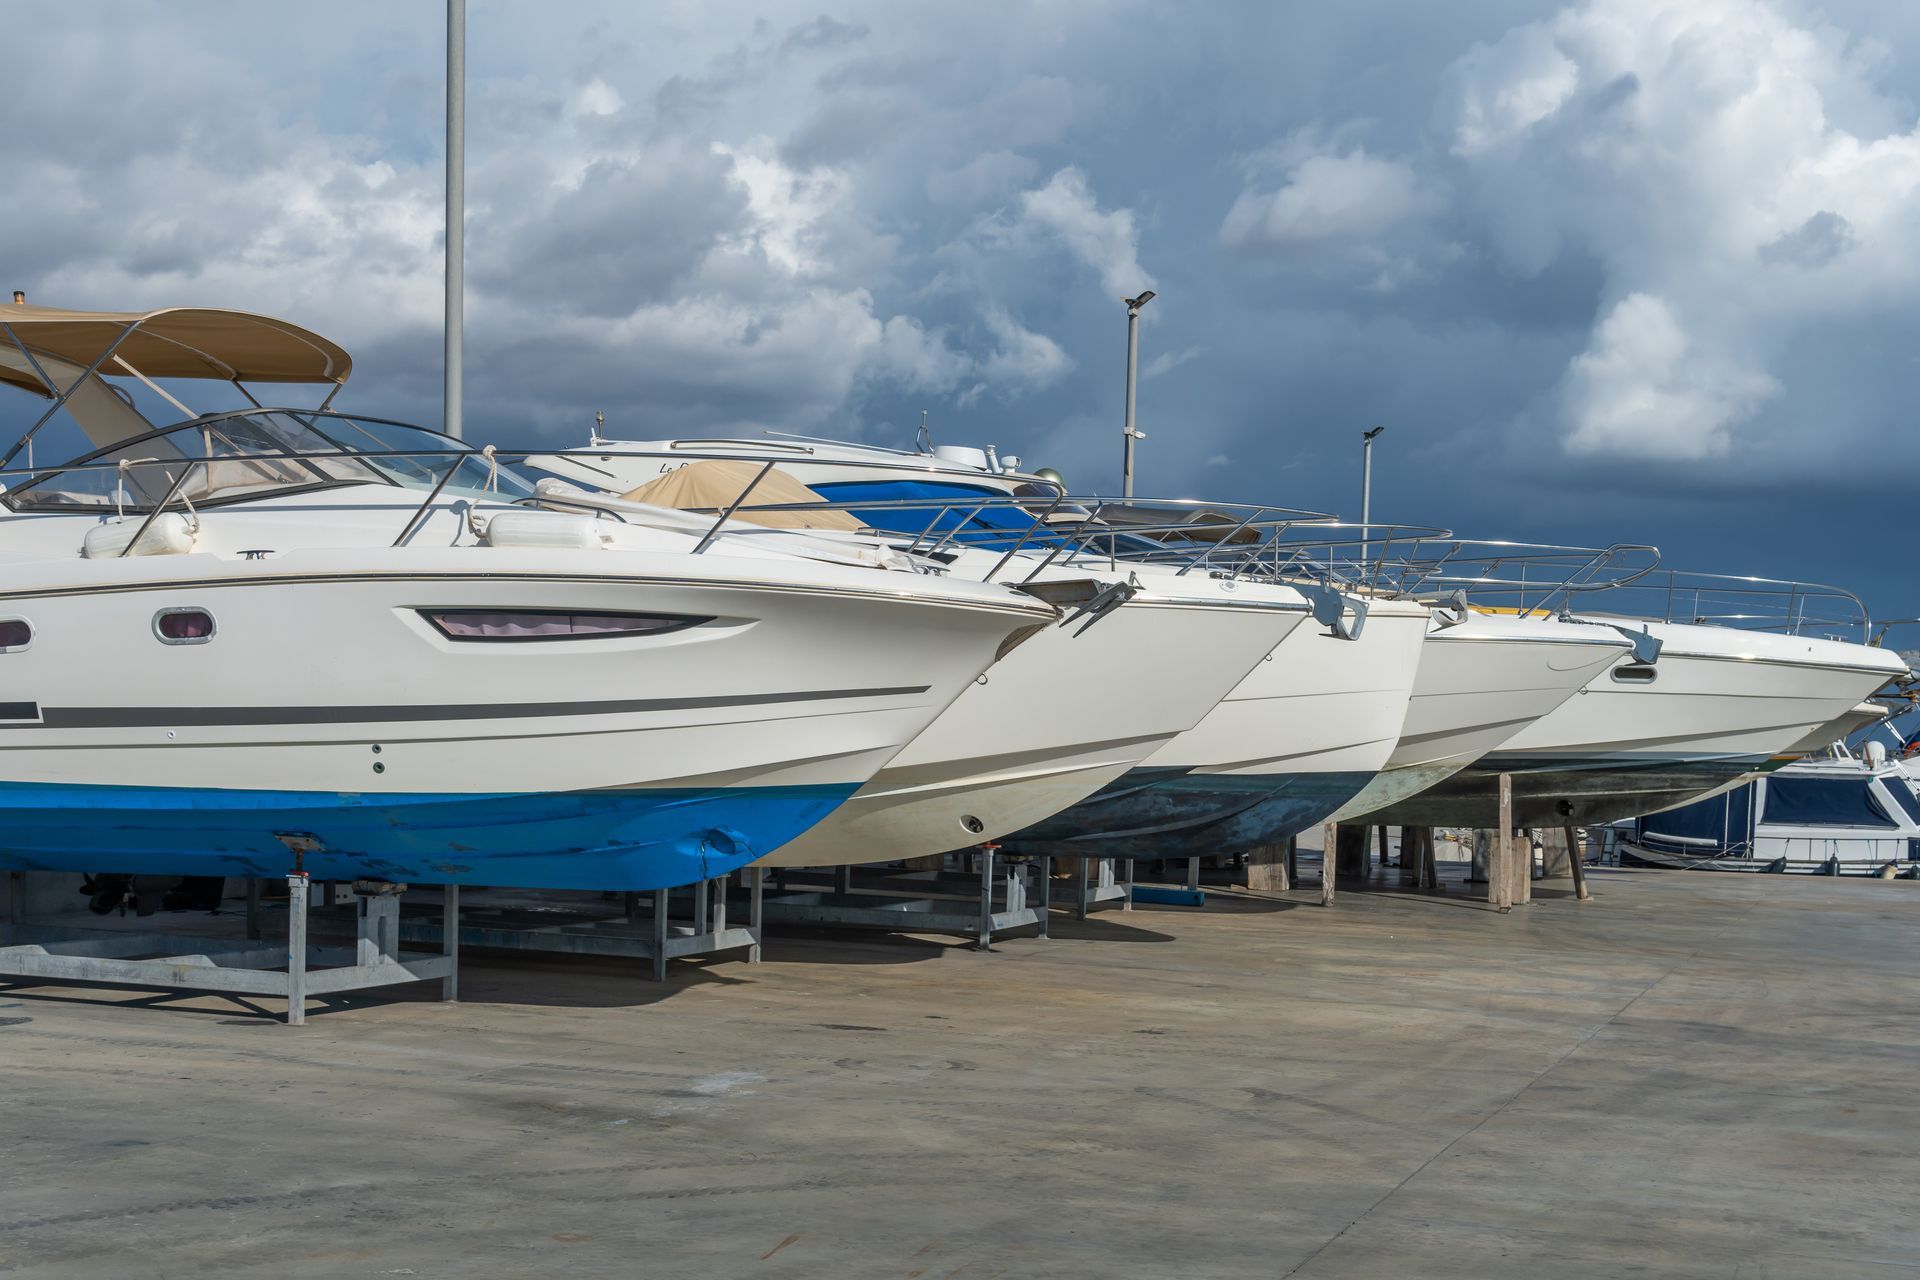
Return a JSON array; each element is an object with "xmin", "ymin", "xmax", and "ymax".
[
  {"xmin": 754, "ymin": 592, "xmax": 1306, "ymax": 866},
  {"xmin": 1006, "ymin": 599, "xmax": 1429, "ymax": 857},
  {"xmin": 1368, "ymin": 752, "xmax": 1771, "ymax": 829},
  {"xmin": 0, "ymin": 779, "xmax": 859, "ymax": 889},
  {"xmin": 0, "ymin": 549, "xmax": 1046, "ymax": 889},
  {"xmin": 1361, "ymin": 622, "xmax": 1907, "ymax": 828},
  {"xmin": 1331, "ymin": 615, "xmax": 1631, "ymax": 822}
]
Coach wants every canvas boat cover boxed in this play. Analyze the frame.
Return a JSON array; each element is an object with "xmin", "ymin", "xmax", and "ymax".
[
  {"xmin": 0, "ymin": 303, "xmax": 352, "ymax": 396},
  {"xmin": 621, "ymin": 459, "xmax": 862, "ymax": 531}
]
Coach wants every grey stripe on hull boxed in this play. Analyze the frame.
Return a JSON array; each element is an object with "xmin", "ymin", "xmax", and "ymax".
[
  {"xmin": 0, "ymin": 686, "xmax": 931, "ymax": 730},
  {"xmin": 0, "ymin": 570, "xmax": 1050, "ymax": 620}
]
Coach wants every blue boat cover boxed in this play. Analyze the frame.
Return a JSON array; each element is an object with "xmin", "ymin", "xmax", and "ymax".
[
  {"xmin": 1636, "ymin": 785, "xmax": 1755, "ymax": 853},
  {"xmin": 1759, "ymin": 776, "xmax": 1896, "ymax": 828}
]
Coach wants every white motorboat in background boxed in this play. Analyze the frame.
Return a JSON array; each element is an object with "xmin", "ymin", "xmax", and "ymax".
[
  {"xmin": 1361, "ymin": 572, "xmax": 1910, "ymax": 828},
  {"xmin": 1622, "ymin": 738, "xmax": 1920, "ymax": 874},
  {"xmin": 0, "ymin": 304, "xmax": 1055, "ymax": 890}
]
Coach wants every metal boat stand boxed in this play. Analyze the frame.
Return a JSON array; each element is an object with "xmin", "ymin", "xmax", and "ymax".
[
  {"xmin": 0, "ymin": 873, "xmax": 456, "ymax": 1027},
  {"xmin": 755, "ymin": 849, "xmax": 1052, "ymax": 950},
  {"xmin": 386, "ymin": 870, "xmax": 766, "ymax": 983},
  {"xmin": 1057, "ymin": 857, "xmax": 1133, "ymax": 917}
]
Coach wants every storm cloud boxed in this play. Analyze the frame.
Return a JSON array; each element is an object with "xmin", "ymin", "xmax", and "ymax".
[{"xmin": 6, "ymin": 0, "xmax": 1919, "ymax": 613}]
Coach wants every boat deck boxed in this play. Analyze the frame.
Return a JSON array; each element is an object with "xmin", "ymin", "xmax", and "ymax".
[{"xmin": 3, "ymin": 864, "xmax": 1917, "ymax": 1278}]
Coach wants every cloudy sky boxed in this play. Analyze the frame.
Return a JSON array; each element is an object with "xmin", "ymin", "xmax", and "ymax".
[{"xmin": 8, "ymin": 0, "xmax": 1920, "ymax": 624}]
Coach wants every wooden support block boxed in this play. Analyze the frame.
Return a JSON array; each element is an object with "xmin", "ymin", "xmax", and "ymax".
[
  {"xmin": 1564, "ymin": 825, "xmax": 1591, "ymax": 901},
  {"xmin": 1538, "ymin": 827, "xmax": 1574, "ymax": 879},
  {"xmin": 1510, "ymin": 830, "xmax": 1531, "ymax": 906},
  {"xmin": 1245, "ymin": 842, "xmax": 1289, "ymax": 892},
  {"xmin": 1320, "ymin": 822, "xmax": 1336, "ymax": 906},
  {"xmin": 1491, "ymin": 774, "xmax": 1514, "ymax": 910}
]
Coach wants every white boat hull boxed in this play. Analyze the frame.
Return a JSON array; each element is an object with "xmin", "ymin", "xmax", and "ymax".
[
  {"xmin": 754, "ymin": 587, "xmax": 1307, "ymax": 866},
  {"xmin": 0, "ymin": 546, "xmax": 1048, "ymax": 888},
  {"xmin": 1364, "ymin": 622, "xmax": 1908, "ymax": 828},
  {"xmin": 1007, "ymin": 598, "xmax": 1431, "ymax": 856},
  {"xmin": 1331, "ymin": 614, "xmax": 1631, "ymax": 821}
]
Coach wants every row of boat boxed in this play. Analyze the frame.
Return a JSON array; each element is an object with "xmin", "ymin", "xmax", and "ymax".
[{"xmin": 0, "ymin": 299, "xmax": 1906, "ymax": 892}]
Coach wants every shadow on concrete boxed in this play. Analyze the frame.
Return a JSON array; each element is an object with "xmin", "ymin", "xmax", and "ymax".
[
  {"xmin": 1044, "ymin": 916, "xmax": 1179, "ymax": 943},
  {"xmin": 751, "ymin": 926, "xmax": 963, "ymax": 962},
  {"xmin": 0, "ymin": 982, "xmax": 299, "ymax": 1023},
  {"xmin": 1176, "ymin": 891, "xmax": 1300, "ymax": 916}
]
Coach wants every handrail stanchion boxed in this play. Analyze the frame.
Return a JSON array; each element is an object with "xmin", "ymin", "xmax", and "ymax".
[
  {"xmin": 691, "ymin": 460, "xmax": 776, "ymax": 555},
  {"xmin": 981, "ymin": 492, "xmax": 1065, "ymax": 583},
  {"xmin": 116, "ymin": 463, "xmax": 196, "ymax": 558}
]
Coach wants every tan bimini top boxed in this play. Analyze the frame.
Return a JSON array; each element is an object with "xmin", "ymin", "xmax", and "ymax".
[
  {"xmin": 0, "ymin": 303, "xmax": 353, "ymax": 396},
  {"xmin": 622, "ymin": 459, "xmax": 863, "ymax": 532}
]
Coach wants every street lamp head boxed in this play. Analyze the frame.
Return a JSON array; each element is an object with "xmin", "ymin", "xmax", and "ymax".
[
  {"xmin": 1126, "ymin": 290, "xmax": 1156, "ymax": 311},
  {"xmin": 1363, "ymin": 426, "xmax": 1385, "ymax": 441}
]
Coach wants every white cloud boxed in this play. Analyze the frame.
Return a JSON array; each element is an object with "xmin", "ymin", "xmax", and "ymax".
[
  {"xmin": 1448, "ymin": 25, "xmax": 1579, "ymax": 157},
  {"xmin": 1450, "ymin": 0, "xmax": 1920, "ymax": 460},
  {"xmin": 711, "ymin": 141, "xmax": 850, "ymax": 277},
  {"xmin": 1220, "ymin": 148, "xmax": 1424, "ymax": 250},
  {"xmin": 1016, "ymin": 167, "xmax": 1156, "ymax": 300},
  {"xmin": 978, "ymin": 306, "xmax": 1073, "ymax": 390},
  {"xmin": 1561, "ymin": 293, "xmax": 1779, "ymax": 459},
  {"xmin": 567, "ymin": 77, "xmax": 625, "ymax": 118}
]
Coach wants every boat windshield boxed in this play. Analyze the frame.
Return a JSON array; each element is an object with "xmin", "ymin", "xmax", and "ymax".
[
  {"xmin": 2, "ymin": 410, "xmax": 533, "ymax": 514},
  {"xmin": 1883, "ymin": 778, "xmax": 1920, "ymax": 826}
]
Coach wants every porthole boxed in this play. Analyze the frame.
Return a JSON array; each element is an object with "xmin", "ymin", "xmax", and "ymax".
[
  {"xmin": 154, "ymin": 607, "xmax": 216, "ymax": 645},
  {"xmin": 0, "ymin": 618, "xmax": 31, "ymax": 653},
  {"xmin": 1611, "ymin": 664, "xmax": 1657, "ymax": 684}
]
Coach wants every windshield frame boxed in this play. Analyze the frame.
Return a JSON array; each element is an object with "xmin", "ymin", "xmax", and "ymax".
[{"xmin": 0, "ymin": 408, "xmax": 522, "ymax": 515}]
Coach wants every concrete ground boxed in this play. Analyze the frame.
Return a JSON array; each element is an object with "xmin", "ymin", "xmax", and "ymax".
[{"xmin": 2, "ymin": 864, "xmax": 1917, "ymax": 1279}]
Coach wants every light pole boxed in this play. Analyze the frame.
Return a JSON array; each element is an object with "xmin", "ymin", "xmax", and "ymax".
[
  {"xmin": 1360, "ymin": 426, "xmax": 1384, "ymax": 568},
  {"xmin": 444, "ymin": 0, "xmax": 465, "ymax": 439},
  {"xmin": 1121, "ymin": 290, "xmax": 1155, "ymax": 497}
]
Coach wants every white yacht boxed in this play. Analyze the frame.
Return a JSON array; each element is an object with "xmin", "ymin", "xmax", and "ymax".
[
  {"xmin": 528, "ymin": 433, "xmax": 1434, "ymax": 858},
  {"xmin": 1623, "ymin": 737, "xmax": 1920, "ymax": 875},
  {"xmin": 0, "ymin": 304, "xmax": 1055, "ymax": 890},
  {"xmin": 1358, "ymin": 581, "xmax": 1910, "ymax": 829}
]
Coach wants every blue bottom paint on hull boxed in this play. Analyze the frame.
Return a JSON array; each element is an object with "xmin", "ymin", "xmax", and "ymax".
[
  {"xmin": 0, "ymin": 780, "xmax": 860, "ymax": 890},
  {"xmin": 1004, "ymin": 767, "xmax": 1377, "ymax": 859}
]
